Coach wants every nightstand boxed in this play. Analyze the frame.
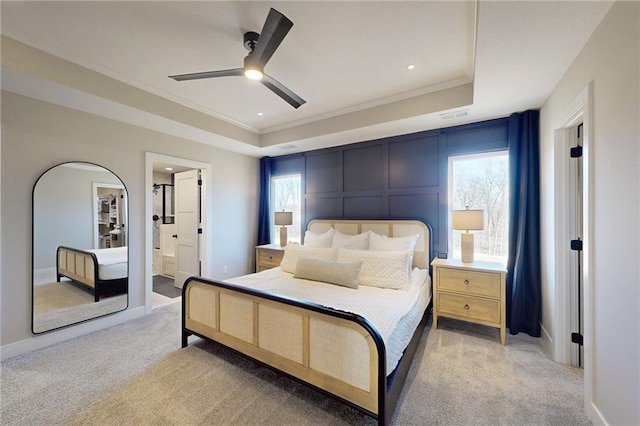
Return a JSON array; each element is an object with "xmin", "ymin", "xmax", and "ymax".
[
  {"xmin": 255, "ymin": 244, "xmax": 285, "ymax": 272},
  {"xmin": 431, "ymin": 258, "xmax": 507, "ymax": 345}
]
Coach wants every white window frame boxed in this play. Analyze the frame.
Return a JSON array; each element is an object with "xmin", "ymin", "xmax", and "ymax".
[
  {"xmin": 270, "ymin": 173, "xmax": 302, "ymax": 244},
  {"xmin": 447, "ymin": 151, "xmax": 509, "ymax": 263}
]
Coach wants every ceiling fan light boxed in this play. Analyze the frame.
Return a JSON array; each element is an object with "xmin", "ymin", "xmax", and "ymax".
[{"xmin": 244, "ymin": 67, "xmax": 263, "ymax": 80}]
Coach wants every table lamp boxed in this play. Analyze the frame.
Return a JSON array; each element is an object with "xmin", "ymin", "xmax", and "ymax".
[
  {"xmin": 274, "ymin": 211, "xmax": 293, "ymax": 247},
  {"xmin": 452, "ymin": 206, "xmax": 484, "ymax": 263}
]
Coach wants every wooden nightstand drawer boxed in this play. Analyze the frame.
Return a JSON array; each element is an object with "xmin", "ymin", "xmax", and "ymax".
[
  {"xmin": 437, "ymin": 292, "xmax": 501, "ymax": 324},
  {"xmin": 255, "ymin": 245, "xmax": 285, "ymax": 272},
  {"xmin": 437, "ymin": 267, "xmax": 501, "ymax": 298},
  {"xmin": 259, "ymin": 250, "xmax": 283, "ymax": 267}
]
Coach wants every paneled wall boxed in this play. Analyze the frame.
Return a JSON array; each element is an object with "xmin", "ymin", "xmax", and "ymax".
[{"xmin": 271, "ymin": 118, "xmax": 509, "ymax": 256}]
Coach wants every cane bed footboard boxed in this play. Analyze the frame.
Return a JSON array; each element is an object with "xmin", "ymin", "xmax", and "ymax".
[{"xmin": 182, "ymin": 278, "xmax": 384, "ymax": 415}]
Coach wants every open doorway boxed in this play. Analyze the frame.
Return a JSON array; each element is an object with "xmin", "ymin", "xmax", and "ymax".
[
  {"xmin": 553, "ymin": 84, "xmax": 594, "ymax": 415},
  {"xmin": 145, "ymin": 153, "xmax": 211, "ymax": 312}
]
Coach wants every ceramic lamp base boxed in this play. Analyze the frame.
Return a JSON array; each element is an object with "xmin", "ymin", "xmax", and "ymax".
[
  {"xmin": 279, "ymin": 226, "xmax": 288, "ymax": 247},
  {"xmin": 461, "ymin": 232, "xmax": 475, "ymax": 263}
]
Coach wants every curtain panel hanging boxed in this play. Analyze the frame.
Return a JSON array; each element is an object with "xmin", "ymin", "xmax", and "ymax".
[
  {"xmin": 506, "ymin": 110, "xmax": 542, "ymax": 337},
  {"xmin": 257, "ymin": 157, "xmax": 272, "ymax": 246}
]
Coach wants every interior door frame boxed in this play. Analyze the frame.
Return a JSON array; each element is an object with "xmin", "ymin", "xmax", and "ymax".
[
  {"xmin": 145, "ymin": 152, "xmax": 211, "ymax": 314},
  {"xmin": 553, "ymin": 84, "xmax": 593, "ymax": 415},
  {"xmin": 92, "ymin": 182, "xmax": 126, "ymax": 249}
]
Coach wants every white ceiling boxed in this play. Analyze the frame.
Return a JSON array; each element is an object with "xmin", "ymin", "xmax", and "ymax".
[{"xmin": 1, "ymin": 1, "xmax": 614, "ymax": 157}]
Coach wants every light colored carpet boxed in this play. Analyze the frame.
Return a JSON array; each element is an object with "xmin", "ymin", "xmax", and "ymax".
[{"xmin": 1, "ymin": 302, "xmax": 589, "ymax": 425}]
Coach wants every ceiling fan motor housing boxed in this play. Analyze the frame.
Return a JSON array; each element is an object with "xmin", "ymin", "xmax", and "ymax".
[{"xmin": 243, "ymin": 31, "xmax": 259, "ymax": 51}]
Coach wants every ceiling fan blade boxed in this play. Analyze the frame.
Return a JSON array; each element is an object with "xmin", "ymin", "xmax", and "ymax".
[
  {"xmin": 262, "ymin": 74, "xmax": 306, "ymax": 109},
  {"xmin": 169, "ymin": 68, "xmax": 243, "ymax": 81},
  {"xmin": 251, "ymin": 8, "xmax": 293, "ymax": 67}
]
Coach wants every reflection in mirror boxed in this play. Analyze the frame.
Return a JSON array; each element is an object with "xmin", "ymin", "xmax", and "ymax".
[{"xmin": 33, "ymin": 162, "xmax": 128, "ymax": 334}]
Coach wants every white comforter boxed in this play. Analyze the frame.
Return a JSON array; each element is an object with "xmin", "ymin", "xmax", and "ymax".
[{"xmin": 227, "ymin": 267, "xmax": 431, "ymax": 373}]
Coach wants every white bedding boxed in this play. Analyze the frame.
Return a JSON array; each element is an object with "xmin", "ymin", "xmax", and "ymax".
[
  {"xmin": 86, "ymin": 247, "xmax": 128, "ymax": 280},
  {"xmin": 227, "ymin": 266, "xmax": 431, "ymax": 374}
]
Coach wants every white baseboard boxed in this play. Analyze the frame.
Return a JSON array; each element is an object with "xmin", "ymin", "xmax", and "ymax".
[
  {"xmin": 0, "ymin": 306, "xmax": 145, "ymax": 361},
  {"xmin": 589, "ymin": 401, "xmax": 608, "ymax": 426},
  {"xmin": 539, "ymin": 322, "xmax": 554, "ymax": 359}
]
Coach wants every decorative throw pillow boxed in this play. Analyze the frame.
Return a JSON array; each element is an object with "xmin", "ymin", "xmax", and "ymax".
[
  {"xmin": 303, "ymin": 228, "xmax": 334, "ymax": 248},
  {"xmin": 369, "ymin": 232, "xmax": 419, "ymax": 252},
  {"xmin": 280, "ymin": 243, "xmax": 338, "ymax": 273},
  {"xmin": 331, "ymin": 230, "xmax": 370, "ymax": 250},
  {"xmin": 293, "ymin": 257, "xmax": 362, "ymax": 289},
  {"xmin": 337, "ymin": 248, "xmax": 413, "ymax": 290}
]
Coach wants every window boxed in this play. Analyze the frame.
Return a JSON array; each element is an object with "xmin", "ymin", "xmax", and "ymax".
[
  {"xmin": 271, "ymin": 174, "xmax": 302, "ymax": 244},
  {"xmin": 449, "ymin": 152, "xmax": 509, "ymax": 263}
]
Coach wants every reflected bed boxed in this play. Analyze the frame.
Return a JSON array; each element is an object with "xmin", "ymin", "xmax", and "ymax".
[{"xmin": 56, "ymin": 246, "xmax": 128, "ymax": 302}]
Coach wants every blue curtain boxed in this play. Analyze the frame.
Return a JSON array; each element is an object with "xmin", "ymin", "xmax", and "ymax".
[
  {"xmin": 506, "ymin": 110, "xmax": 541, "ymax": 337},
  {"xmin": 257, "ymin": 157, "xmax": 272, "ymax": 245}
]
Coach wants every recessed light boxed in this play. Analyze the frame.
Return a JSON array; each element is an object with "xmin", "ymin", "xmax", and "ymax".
[
  {"xmin": 407, "ymin": 64, "xmax": 415, "ymax": 70},
  {"xmin": 258, "ymin": 112, "xmax": 263, "ymax": 116},
  {"xmin": 165, "ymin": 167, "xmax": 173, "ymax": 171}
]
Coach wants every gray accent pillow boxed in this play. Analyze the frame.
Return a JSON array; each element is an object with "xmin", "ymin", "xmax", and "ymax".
[{"xmin": 293, "ymin": 257, "xmax": 362, "ymax": 289}]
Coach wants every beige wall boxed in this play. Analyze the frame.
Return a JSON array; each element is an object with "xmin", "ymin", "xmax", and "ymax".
[
  {"xmin": 540, "ymin": 1, "xmax": 639, "ymax": 424},
  {"xmin": 1, "ymin": 91, "xmax": 259, "ymax": 349}
]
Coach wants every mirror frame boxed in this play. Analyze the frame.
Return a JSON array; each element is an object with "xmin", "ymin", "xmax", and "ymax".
[{"xmin": 32, "ymin": 161, "xmax": 129, "ymax": 334}]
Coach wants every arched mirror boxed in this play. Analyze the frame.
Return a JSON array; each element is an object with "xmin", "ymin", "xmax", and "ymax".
[{"xmin": 32, "ymin": 162, "xmax": 128, "ymax": 334}]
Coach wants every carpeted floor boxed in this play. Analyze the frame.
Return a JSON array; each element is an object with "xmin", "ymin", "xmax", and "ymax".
[
  {"xmin": 152, "ymin": 275, "xmax": 182, "ymax": 298},
  {"xmin": 1, "ymin": 302, "xmax": 589, "ymax": 426}
]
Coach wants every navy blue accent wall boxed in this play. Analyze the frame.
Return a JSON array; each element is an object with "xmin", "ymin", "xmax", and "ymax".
[{"xmin": 270, "ymin": 117, "xmax": 509, "ymax": 256}]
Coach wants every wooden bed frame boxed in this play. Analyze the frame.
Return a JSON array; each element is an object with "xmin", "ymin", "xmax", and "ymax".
[
  {"xmin": 182, "ymin": 219, "xmax": 432, "ymax": 425},
  {"xmin": 56, "ymin": 246, "xmax": 128, "ymax": 302}
]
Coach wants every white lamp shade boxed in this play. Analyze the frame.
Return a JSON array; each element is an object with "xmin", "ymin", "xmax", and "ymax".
[
  {"xmin": 452, "ymin": 209, "xmax": 484, "ymax": 231},
  {"xmin": 274, "ymin": 211, "xmax": 293, "ymax": 226}
]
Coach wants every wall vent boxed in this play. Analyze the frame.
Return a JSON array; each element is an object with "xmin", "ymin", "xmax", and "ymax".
[
  {"xmin": 440, "ymin": 109, "xmax": 469, "ymax": 120},
  {"xmin": 277, "ymin": 144, "xmax": 297, "ymax": 150}
]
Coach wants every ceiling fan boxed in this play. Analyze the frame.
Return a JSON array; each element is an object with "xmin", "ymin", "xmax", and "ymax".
[{"xmin": 169, "ymin": 8, "xmax": 306, "ymax": 109}]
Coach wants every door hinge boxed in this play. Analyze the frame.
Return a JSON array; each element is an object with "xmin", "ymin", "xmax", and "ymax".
[
  {"xmin": 570, "ymin": 239, "xmax": 583, "ymax": 251},
  {"xmin": 197, "ymin": 228, "xmax": 203, "ymax": 234},
  {"xmin": 198, "ymin": 179, "xmax": 203, "ymax": 186},
  {"xmin": 570, "ymin": 146, "xmax": 583, "ymax": 158},
  {"xmin": 571, "ymin": 332, "xmax": 583, "ymax": 346}
]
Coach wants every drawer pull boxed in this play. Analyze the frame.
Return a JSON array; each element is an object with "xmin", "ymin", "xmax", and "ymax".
[
  {"xmin": 464, "ymin": 279, "xmax": 470, "ymax": 285},
  {"xmin": 268, "ymin": 255, "xmax": 273, "ymax": 260},
  {"xmin": 464, "ymin": 304, "xmax": 470, "ymax": 310}
]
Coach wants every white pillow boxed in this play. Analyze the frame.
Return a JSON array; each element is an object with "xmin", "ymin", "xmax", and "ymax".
[
  {"xmin": 303, "ymin": 228, "xmax": 334, "ymax": 248},
  {"xmin": 369, "ymin": 232, "xmax": 419, "ymax": 252},
  {"xmin": 294, "ymin": 257, "xmax": 362, "ymax": 289},
  {"xmin": 409, "ymin": 267, "xmax": 429, "ymax": 289},
  {"xmin": 280, "ymin": 243, "xmax": 338, "ymax": 273},
  {"xmin": 331, "ymin": 230, "xmax": 370, "ymax": 250},
  {"xmin": 337, "ymin": 248, "xmax": 413, "ymax": 290}
]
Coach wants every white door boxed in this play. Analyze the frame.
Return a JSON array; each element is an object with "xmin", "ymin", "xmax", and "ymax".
[{"xmin": 174, "ymin": 169, "xmax": 200, "ymax": 289}]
